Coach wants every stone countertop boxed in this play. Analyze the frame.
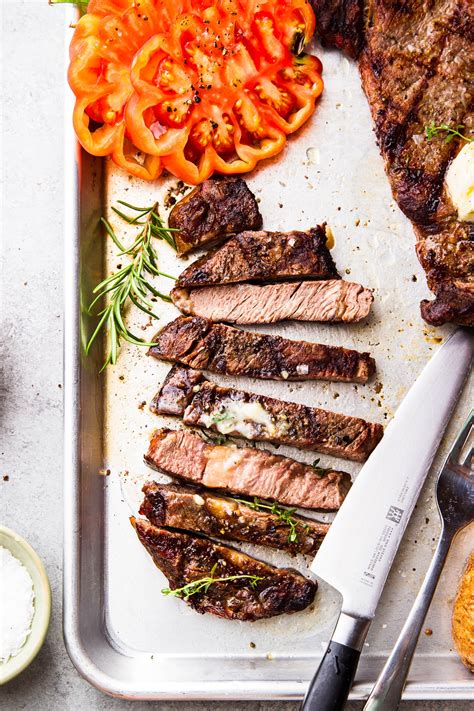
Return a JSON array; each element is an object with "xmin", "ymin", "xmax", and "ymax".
[{"xmin": 0, "ymin": 2, "xmax": 471, "ymax": 710}]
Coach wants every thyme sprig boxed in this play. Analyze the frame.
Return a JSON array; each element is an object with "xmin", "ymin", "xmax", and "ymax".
[
  {"xmin": 86, "ymin": 201, "xmax": 177, "ymax": 370},
  {"xmin": 424, "ymin": 122, "xmax": 473, "ymax": 144},
  {"xmin": 161, "ymin": 563, "xmax": 263, "ymax": 600},
  {"xmin": 233, "ymin": 497, "xmax": 307, "ymax": 543},
  {"xmin": 312, "ymin": 458, "xmax": 326, "ymax": 476}
]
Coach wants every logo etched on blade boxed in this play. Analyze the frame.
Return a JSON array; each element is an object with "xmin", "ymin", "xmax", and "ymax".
[{"xmin": 386, "ymin": 506, "xmax": 404, "ymax": 524}]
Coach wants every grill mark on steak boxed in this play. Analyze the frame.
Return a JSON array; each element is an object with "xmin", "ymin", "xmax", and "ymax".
[
  {"xmin": 140, "ymin": 481, "xmax": 330, "ymax": 556},
  {"xmin": 171, "ymin": 280, "xmax": 374, "ymax": 324},
  {"xmin": 174, "ymin": 227, "xmax": 339, "ymax": 288},
  {"xmin": 131, "ymin": 517, "xmax": 317, "ymax": 620},
  {"xmin": 145, "ymin": 428, "xmax": 351, "ymax": 510},
  {"xmin": 150, "ymin": 366, "xmax": 383, "ymax": 461},
  {"xmin": 312, "ymin": 0, "xmax": 474, "ymax": 326},
  {"xmin": 168, "ymin": 177, "xmax": 262, "ymax": 254},
  {"xmin": 148, "ymin": 316, "xmax": 376, "ymax": 383}
]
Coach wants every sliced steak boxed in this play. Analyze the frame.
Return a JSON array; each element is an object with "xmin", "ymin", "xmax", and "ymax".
[
  {"xmin": 171, "ymin": 280, "xmax": 374, "ymax": 324},
  {"xmin": 312, "ymin": 0, "xmax": 363, "ymax": 58},
  {"xmin": 168, "ymin": 177, "xmax": 262, "ymax": 254},
  {"xmin": 145, "ymin": 428, "xmax": 351, "ymax": 510},
  {"xmin": 140, "ymin": 481, "xmax": 329, "ymax": 556},
  {"xmin": 148, "ymin": 316, "xmax": 376, "ymax": 383},
  {"xmin": 312, "ymin": 0, "xmax": 474, "ymax": 326},
  {"xmin": 131, "ymin": 518, "xmax": 317, "ymax": 620},
  {"xmin": 174, "ymin": 227, "xmax": 339, "ymax": 288},
  {"xmin": 150, "ymin": 366, "xmax": 383, "ymax": 461}
]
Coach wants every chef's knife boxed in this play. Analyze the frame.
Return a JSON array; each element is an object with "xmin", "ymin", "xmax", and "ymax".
[{"xmin": 301, "ymin": 328, "xmax": 473, "ymax": 711}]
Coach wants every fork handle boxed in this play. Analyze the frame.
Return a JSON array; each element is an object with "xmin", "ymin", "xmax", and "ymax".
[{"xmin": 363, "ymin": 529, "xmax": 453, "ymax": 711}]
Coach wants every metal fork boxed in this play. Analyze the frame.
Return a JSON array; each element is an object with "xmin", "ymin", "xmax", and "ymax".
[{"xmin": 363, "ymin": 410, "xmax": 474, "ymax": 711}]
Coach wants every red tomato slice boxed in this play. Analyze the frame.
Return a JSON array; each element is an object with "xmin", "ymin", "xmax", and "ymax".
[{"xmin": 68, "ymin": 0, "xmax": 323, "ymax": 183}]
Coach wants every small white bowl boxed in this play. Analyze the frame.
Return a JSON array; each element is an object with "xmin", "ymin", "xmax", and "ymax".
[{"xmin": 0, "ymin": 526, "xmax": 51, "ymax": 685}]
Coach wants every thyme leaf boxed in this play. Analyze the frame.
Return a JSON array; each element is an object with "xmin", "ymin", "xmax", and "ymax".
[
  {"xmin": 86, "ymin": 201, "xmax": 176, "ymax": 370},
  {"xmin": 162, "ymin": 563, "xmax": 263, "ymax": 600},
  {"xmin": 233, "ymin": 497, "xmax": 308, "ymax": 544},
  {"xmin": 312, "ymin": 458, "xmax": 326, "ymax": 477},
  {"xmin": 424, "ymin": 122, "xmax": 473, "ymax": 144}
]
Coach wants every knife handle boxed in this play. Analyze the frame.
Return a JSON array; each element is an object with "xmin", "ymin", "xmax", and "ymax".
[{"xmin": 301, "ymin": 613, "xmax": 371, "ymax": 711}]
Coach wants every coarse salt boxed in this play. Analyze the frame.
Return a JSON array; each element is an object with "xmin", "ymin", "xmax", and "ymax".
[{"xmin": 0, "ymin": 546, "xmax": 35, "ymax": 663}]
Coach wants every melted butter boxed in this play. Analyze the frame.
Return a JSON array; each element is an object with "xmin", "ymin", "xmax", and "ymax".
[
  {"xmin": 445, "ymin": 142, "xmax": 474, "ymax": 222},
  {"xmin": 324, "ymin": 224, "xmax": 335, "ymax": 249},
  {"xmin": 203, "ymin": 399, "xmax": 276, "ymax": 438}
]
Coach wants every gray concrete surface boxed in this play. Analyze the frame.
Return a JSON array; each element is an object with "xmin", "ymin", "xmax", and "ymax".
[{"xmin": 0, "ymin": 1, "xmax": 471, "ymax": 709}]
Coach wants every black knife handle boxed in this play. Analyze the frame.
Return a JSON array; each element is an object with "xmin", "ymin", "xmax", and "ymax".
[
  {"xmin": 301, "ymin": 613, "xmax": 371, "ymax": 711},
  {"xmin": 301, "ymin": 641, "xmax": 360, "ymax": 711}
]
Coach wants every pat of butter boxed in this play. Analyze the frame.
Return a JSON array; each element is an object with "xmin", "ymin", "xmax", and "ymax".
[{"xmin": 445, "ymin": 142, "xmax": 474, "ymax": 222}]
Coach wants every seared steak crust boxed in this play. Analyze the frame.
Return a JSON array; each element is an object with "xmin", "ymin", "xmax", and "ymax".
[
  {"xmin": 168, "ymin": 177, "xmax": 262, "ymax": 254},
  {"xmin": 145, "ymin": 428, "xmax": 352, "ymax": 510},
  {"xmin": 313, "ymin": 0, "xmax": 474, "ymax": 326},
  {"xmin": 312, "ymin": 0, "xmax": 364, "ymax": 57},
  {"xmin": 173, "ymin": 227, "xmax": 339, "ymax": 288},
  {"xmin": 151, "ymin": 366, "xmax": 383, "ymax": 461},
  {"xmin": 172, "ymin": 280, "xmax": 374, "ymax": 324},
  {"xmin": 148, "ymin": 316, "xmax": 376, "ymax": 383},
  {"xmin": 140, "ymin": 481, "xmax": 330, "ymax": 556},
  {"xmin": 131, "ymin": 518, "xmax": 317, "ymax": 620}
]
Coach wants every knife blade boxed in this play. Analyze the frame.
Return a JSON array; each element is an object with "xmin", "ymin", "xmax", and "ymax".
[{"xmin": 301, "ymin": 328, "xmax": 473, "ymax": 711}]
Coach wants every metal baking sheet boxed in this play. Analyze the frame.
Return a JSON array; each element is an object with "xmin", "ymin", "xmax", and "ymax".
[{"xmin": 63, "ymin": 11, "xmax": 473, "ymax": 700}]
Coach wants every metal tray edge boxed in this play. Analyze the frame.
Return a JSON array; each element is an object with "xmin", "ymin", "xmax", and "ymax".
[{"xmin": 61, "ymin": 9, "xmax": 473, "ymax": 699}]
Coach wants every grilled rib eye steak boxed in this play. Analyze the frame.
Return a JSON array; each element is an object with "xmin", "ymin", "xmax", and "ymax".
[
  {"xmin": 312, "ymin": 0, "xmax": 474, "ymax": 326},
  {"xmin": 173, "ymin": 227, "xmax": 339, "ymax": 288},
  {"xmin": 151, "ymin": 366, "xmax": 383, "ymax": 461},
  {"xmin": 169, "ymin": 177, "xmax": 262, "ymax": 254},
  {"xmin": 145, "ymin": 428, "xmax": 351, "ymax": 510},
  {"xmin": 131, "ymin": 518, "xmax": 317, "ymax": 620},
  {"xmin": 140, "ymin": 482, "xmax": 330, "ymax": 556},
  {"xmin": 148, "ymin": 316, "xmax": 376, "ymax": 383},
  {"xmin": 171, "ymin": 280, "xmax": 374, "ymax": 324}
]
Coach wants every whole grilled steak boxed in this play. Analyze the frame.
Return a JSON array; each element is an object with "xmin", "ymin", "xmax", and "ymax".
[
  {"xmin": 131, "ymin": 518, "xmax": 317, "ymax": 620},
  {"xmin": 312, "ymin": 0, "xmax": 474, "ymax": 326},
  {"xmin": 145, "ymin": 428, "xmax": 351, "ymax": 510},
  {"xmin": 168, "ymin": 177, "xmax": 262, "ymax": 254},
  {"xmin": 148, "ymin": 316, "xmax": 376, "ymax": 383},
  {"xmin": 172, "ymin": 280, "xmax": 374, "ymax": 324},
  {"xmin": 173, "ymin": 227, "xmax": 339, "ymax": 288},
  {"xmin": 140, "ymin": 482, "xmax": 330, "ymax": 556},
  {"xmin": 151, "ymin": 366, "xmax": 383, "ymax": 461}
]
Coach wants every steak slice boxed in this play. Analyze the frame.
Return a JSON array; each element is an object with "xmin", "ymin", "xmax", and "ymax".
[
  {"xmin": 173, "ymin": 227, "xmax": 339, "ymax": 288},
  {"xmin": 140, "ymin": 481, "xmax": 330, "ymax": 556},
  {"xmin": 131, "ymin": 518, "xmax": 317, "ymax": 620},
  {"xmin": 171, "ymin": 280, "xmax": 374, "ymax": 324},
  {"xmin": 168, "ymin": 177, "xmax": 262, "ymax": 254},
  {"xmin": 151, "ymin": 366, "xmax": 383, "ymax": 461},
  {"xmin": 312, "ymin": 0, "xmax": 474, "ymax": 326},
  {"xmin": 148, "ymin": 316, "xmax": 376, "ymax": 383},
  {"xmin": 145, "ymin": 428, "xmax": 351, "ymax": 510}
]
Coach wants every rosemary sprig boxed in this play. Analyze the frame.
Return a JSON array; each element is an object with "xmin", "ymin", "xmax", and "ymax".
[
  {"xmin": 86, "ymin": 201, "xmax": 177, "ymax": 370},
  {"xmin": 233, "ymin": 497, "xmax": 307, "ymax": 543},
  {"xmin": 49, "ymin": 0, "xmax": 90, "ymax": 7},
  {"xmin": 424, "ymin": 122, "xmax": 473, "ymax": 144},
  {"xmin": 161, "ymin": 563, "xmax": 263, "ymax": 600}
]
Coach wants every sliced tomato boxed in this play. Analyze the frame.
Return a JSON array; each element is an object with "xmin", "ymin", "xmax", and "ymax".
[{"xmin": 68, "ymin": 0, "xmax": 323, "ymax": 183}]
